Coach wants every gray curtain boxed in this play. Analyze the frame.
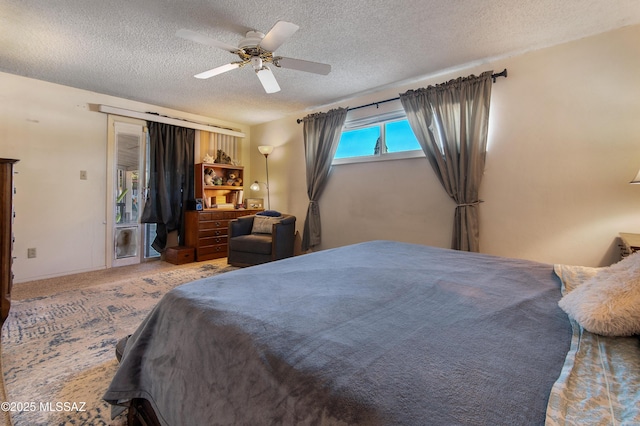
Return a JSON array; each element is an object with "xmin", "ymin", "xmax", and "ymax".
[
  {"xmin": 141, "ymin": 122, "xmax": 195, "ymax": 251},
  {"xmin": 399, "ymin": 70, "xmax": 493, "ymax": 252},
  {"xmin": 301, "ymin": 107, "xmax": 348, "ymax": 252}
]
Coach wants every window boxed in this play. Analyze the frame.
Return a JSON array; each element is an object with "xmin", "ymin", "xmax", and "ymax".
[{"xmin": 333, "ymin": 116, "xmax": 423, "ymax": 164}]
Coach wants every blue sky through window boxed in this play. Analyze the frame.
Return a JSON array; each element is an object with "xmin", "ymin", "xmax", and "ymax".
[
  {"xmin": 334, "ymin": 119, "xmax": 420, "ymax": 159},
  {"xmin": 385, "ymin": 120, "xmax": 421, "ymax": 152},
  {"xmin": 335, "ymin": 126, "xmax": 380, "ymax": 159}
]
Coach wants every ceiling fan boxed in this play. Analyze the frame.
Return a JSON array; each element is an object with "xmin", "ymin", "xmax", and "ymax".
[{"xmin": 176, "ymin": 21, "xmax": 331, "ymax": 94}]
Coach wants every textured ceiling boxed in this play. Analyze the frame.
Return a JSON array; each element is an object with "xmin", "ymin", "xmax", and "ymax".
[{"xmin": 2, "ymin": 0, "xmax": 640, "ymax": 126}]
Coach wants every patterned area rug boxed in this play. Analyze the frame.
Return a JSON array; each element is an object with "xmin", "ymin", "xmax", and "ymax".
[{"xmin": 1, "ymin": 259, "xmax": 237, "ymax": 426}]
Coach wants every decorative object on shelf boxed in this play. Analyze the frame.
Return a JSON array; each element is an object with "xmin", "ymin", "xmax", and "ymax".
[
  {"xmin": 203, "ymin": 167, "xmax": 216, "ymax": 186},
  {"xmin": 257, "ymin": 145, "xmax": 274, "ymax": 209},
  {"xmin": 215, "ymin": 149, "xmax": 232, "ymax": 164},
  {"xmin": 203, "ymin": 153, "xmax": 215, "ymax": 163},
  {"xmin": 226, "ymin": 170, "xmax": 243, "ymax": 186}
]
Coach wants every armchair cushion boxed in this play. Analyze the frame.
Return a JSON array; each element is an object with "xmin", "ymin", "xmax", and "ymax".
[
  {"xmin": 251, "ymin": 215, "xmax": 282, "ymax": 234},
  {"xmin": 229, "ymin": 234, "xmax": 273, "ymax": 255}
]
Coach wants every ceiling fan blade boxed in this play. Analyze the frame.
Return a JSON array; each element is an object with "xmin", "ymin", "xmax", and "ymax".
[
  {"xmin": 194, "ymin": 63, "xmax": 240, "ymax": 79},
  {"xmin": 274, "ymin": 57, "xmax": 331, "ymax": 75},
  {"xmin": 259, "ymin": 21, "xmax": 299, "ymax": 52},
  {"xmin": 255, "ymin": 66, "xmax": 281, "ymax": 93},
  {"xmin": 176, "ymin": 29, "xmax": 239, "ymax": 53}
]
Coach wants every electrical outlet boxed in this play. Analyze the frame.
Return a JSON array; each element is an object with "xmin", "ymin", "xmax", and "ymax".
[
  {"xmin": 80, "ymin": 170, "xmax": 87, "ymax": 180},
  {"xmin": 27, "ymin": 248, "xmax": 36, "ymax": 258}
]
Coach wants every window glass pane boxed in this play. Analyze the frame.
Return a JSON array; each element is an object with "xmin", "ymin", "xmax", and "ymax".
[
  {"xmin": 335, "ymin": 126, "xmax": 381, "ymax": 159},
  {"xmin": 385, "ymin": 120, "xmax": 421, "ymax": 153}
]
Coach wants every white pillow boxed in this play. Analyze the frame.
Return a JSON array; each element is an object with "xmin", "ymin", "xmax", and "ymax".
[
  {"xmin": 251, "ymin": 215, "xmax": 281, "ymax": 234},
  {"xmin": 558, "ymin": 252, "xmax": 640, "ymax": 336}
]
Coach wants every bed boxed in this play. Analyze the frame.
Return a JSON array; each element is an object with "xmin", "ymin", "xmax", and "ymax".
[{"xmin": 104, "ymin": 240, "xmax": 640, "ymax": 425}]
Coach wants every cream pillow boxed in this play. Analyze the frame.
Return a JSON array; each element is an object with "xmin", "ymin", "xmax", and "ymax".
[
  {"xmin": 251, "ymin": 215, "xmax": 281, "ymax": 234},
  {"xmin": 558, "ymin": 252, "xmax": 640, "ymax": 336}
]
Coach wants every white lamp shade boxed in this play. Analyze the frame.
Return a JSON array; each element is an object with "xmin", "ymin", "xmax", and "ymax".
[
  {"xmin": 631, "ymin": 168, "xmax": 640, "ymax": 184},
  {"xmin": 258, "ymin": 145, "xmax": 274, "ymax": 155},
  {"xmin": 250, "ymin": 181, "xmax": 260, "ymax": 191}
]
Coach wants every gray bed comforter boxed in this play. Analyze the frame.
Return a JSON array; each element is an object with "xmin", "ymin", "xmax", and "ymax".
[{"xmin": 104, "ymin": 240, "xmax": 572, "ymax": 425}]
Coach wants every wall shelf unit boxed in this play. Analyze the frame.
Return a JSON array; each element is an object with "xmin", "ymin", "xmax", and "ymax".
[{"xmin": 195, "ymin": 163, "xmax": 245, "ymax": 208}]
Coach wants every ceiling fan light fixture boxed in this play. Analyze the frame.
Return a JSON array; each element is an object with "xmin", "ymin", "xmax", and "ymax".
[{"xmin": 251, "ymin": 56, "xmax": 263, "ymax": 70}]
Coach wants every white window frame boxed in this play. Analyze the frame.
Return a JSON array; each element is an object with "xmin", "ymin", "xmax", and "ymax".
[{"xmin": 332, "ymin": 99, "xmax": 424, "ymax": 165}]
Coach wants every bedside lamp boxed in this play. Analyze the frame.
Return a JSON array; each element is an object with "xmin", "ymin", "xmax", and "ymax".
[
  {"xmin": 631, "ymin": 168, "xmax": 640, "ymax": 184},
  {"xmin": 257, "ymin": 145, "xmax": 274, "ymax": 209}
]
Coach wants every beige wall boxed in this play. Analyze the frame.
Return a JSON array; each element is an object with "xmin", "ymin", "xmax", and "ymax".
[
  {"xmin": 0, "ymin": 73, "xmax": 250, "ymax": 282},
  {"xmin": 2, "ymin": 24, "xmax": 639, "ymax": 283},
  {"xmin": 250, "ymin": 24, "xmax": 640, "ymax": 267}
]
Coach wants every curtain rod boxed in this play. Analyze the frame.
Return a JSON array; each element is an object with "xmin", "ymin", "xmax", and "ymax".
[
  {"xmin": 96, "ymin": 104, "xmax": 246, "ymax": 137},
  {"xmin": 296, "ymin": 69, "xmax": 507, "ymax": 124}
]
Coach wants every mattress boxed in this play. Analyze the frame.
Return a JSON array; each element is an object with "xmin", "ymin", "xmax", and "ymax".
[{"xmin": 105, "ymin": 240, "xmax": 573, "ymax": 425}]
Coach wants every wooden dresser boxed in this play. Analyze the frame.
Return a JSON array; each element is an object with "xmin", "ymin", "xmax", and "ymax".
[
  {"xmin": 1, "ymin": 159, "xmax": 18, "ymax": 326},
  {"xmin": 619, "ymin": 232, "xmax": 640, "ymax": 258},
  {"xmin": 185, "ymin": 209, "xmax": 261, "ymax": 261}
]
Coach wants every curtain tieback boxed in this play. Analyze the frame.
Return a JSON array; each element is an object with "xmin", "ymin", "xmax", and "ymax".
[{"xmin": 456, "ymin": 200, "xmax": 484, "ymax": 207}]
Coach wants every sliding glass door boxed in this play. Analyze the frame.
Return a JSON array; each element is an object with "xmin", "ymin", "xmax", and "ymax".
[{"xmin": 107, "ymin": 119, "xmax": 159, "ymax": 267}]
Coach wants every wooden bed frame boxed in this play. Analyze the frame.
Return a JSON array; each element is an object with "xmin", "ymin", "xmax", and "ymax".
[{"xmin": 127, "ymin": 398, "xmax": 160, "ymax": 426}]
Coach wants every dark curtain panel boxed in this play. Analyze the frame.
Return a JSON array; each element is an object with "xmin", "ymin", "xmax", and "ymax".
[
  {"xmin": 399, "ymin": 70, "xmax": 493, "ymax": 252},
  {"xmin": 141, "ymin": 122, "xmax": 195, "ymax": 251},
  {"xmin": 301, "ymin": 107, "xmax": 348, "ymax": 252}
]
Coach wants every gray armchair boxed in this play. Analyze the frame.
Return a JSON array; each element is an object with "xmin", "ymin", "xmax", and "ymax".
[{"xmin": 227, "ymin": 214, "xmax": 296, "ymax": 267}]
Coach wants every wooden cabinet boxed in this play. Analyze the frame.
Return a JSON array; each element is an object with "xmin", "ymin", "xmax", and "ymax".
[
  {"xmin": 195, "ymin": 163, "xmax": 245, "ymax": 208},
  {"xmin": 185, "ymin": 209, "xmax": 261, "ymax": 261},
  {"xmin": 1, "ymin": 159, "xmax": 18, "ymax": 326},
  {"xmin": 619, "ymin": 232, "xmax": 640, "ymax": 258}
]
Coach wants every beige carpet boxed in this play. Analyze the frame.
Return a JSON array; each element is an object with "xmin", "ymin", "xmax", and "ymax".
[{"xmin": 1, "ymin": 258, "xmax": 237, "ymax": 426}]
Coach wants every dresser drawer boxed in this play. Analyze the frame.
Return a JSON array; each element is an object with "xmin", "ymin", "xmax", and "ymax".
[
  {"xmin": 198, "ymin": 212, "xmax": 214, "ymax": 221},
  {"xmin": 197, "ymin": 244, "xmax": 227, "ymax": 259},
  {"xmin": 199, "ymin": 236, "xmax": 227, "ymax": 247},
  {"xmin": 199, "ymin": 219, "xmax": 229, "ymax": 230},
  {"xmin": 199, "ymin": 228, "xmax": 227, "ymax": 238}
]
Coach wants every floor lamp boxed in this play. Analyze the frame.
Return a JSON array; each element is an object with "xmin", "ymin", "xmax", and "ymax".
[{"xmin": 255, "ymin": 145, "xmax": 273, "ymax": 209}]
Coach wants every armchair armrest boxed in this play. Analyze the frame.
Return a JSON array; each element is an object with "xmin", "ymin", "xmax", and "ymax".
[
  {"xmin": 271, "ymin": 215, "xmax": 296, "ymax": 260},
  {"xmin": 229, "ymin": 215, "xmax": 255, "ymax": 237}
]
